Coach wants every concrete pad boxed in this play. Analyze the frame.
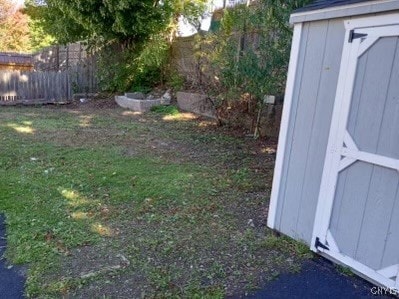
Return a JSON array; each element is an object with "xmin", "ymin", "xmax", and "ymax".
[
  {"xmin": 115, "ymin": 96, "xmax": 162, "ymax": 112},
  {"xmin": 125, "ymin": 92, "xmax": 145, "ymax": 100}
]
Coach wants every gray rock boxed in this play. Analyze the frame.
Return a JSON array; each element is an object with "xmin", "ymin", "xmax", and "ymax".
[
  {"xmin": 115, "ymin": 96, "xmax": 162, "ymax": 112},
  {"xmin": 176, "ymin": 91, "xmax": 216, "ymax": 119},
  {"xmin": 125, "ymin": 92, "xmax": 145, "ymax": 100},
  {"xmin": 161, "ymin": 90, "xmax": 172, "ymax": 105}
]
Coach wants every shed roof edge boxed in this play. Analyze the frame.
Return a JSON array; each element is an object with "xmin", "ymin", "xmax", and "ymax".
[{"xmin": 290, "ymin": 0, "xmax": 399, "ymax": 24}]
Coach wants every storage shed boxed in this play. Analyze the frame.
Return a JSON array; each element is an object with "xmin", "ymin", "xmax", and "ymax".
[
  {"xmin": 267, "ymin": 0, "xmax": 399, "ymax": 290},
  {"xmin": 0, "ymin": 52, "xmax": 33, "ymax": 71}
]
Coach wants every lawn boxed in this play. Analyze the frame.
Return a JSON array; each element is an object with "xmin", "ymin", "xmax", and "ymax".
[{"xmin": 0, "ymin": 99, "xmax": 310, "ymax": 298}]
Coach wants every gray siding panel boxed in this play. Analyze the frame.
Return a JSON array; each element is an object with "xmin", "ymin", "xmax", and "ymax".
[
  {"xmin": 295, "ymin": 19, "xmax": 345, "ymax": 241},
  {"xmin": 382, "ymin": 189, "xmax": 399, "ymax": 269},
  {"xmin": 377, "ymin": 38, "xmax": 399, "ymax": 160},
  {"xmin": 356, "ymin": 167, "xmax": 399, "ymax": 270},
  {"xmin": 331, "ymin": 162, "xmax": 374, "ymax": 256},
  {"xmin": 379, "ymin": 39, "xmax": 399, "ymax": 270},
  {"xmin": 275, "ymin": 23, "xmax": 310, "ymax": 232},
  {"xmin": 275, "ymin": 19, "xmax": 346, "ymax": 244},
  {"xmin": 279, "ymin": 20, "xmax": 329, "ymax": 239},
  {"xmin": 348, "ymin": 37, "xmax": 398, "ymax": 154}
]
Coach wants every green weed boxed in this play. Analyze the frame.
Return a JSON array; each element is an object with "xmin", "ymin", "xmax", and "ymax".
[{"xmin": 150, "ymin": 105, "xmax": 180, "ymax": 115}]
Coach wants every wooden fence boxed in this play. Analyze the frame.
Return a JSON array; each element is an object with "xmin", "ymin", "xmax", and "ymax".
[
  {"xmin": 0, "ymin": 71, "xmax": 71, "ymax": 103},
  {"xmin": 0, "ymin": 65, "xmax": 98, "ymax": 104}
]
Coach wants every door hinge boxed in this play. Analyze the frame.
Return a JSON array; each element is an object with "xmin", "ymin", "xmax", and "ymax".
[
  {"xmin": 315, "ymin": 237, "xmax": 329, "ymax": 251},
  {"xmin": 348, "ymin": 30, "xmax": 368, "ymax": 43}
]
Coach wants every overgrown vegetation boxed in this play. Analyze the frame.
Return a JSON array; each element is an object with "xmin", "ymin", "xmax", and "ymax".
[
  {"xmin": 27, "ymin": 0, "xmax": 206, "ymax": 45},
  {"xmin": 195, "ymin": 0, "xmax": 312, "ymax": 137},
  {"xmin": 23, "ymin": 0, "xmax": 311, "ymax": 98},
  {"xmin": 0, "ymin": 103, "xmax": 310, "ymax": 297},
  {"xmin": 26, "ymin": 0, "xmax": 207, "ymax": 91},
  {"xmin": 96, "ymin": 37, "xmax": 171, "ymax": 92}
]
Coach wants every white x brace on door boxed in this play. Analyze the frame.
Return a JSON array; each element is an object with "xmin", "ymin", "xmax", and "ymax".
[{"xmin": 312, "ymin": 15, "xmax": 399, "ymax": 291}]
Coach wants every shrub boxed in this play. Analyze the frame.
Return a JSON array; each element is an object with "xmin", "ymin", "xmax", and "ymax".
[{"xmin": 195, "ymin": 0, "xmax": 312, "ymax": 136}]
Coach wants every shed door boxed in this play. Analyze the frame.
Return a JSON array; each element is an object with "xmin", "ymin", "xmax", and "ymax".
[{"xmin": 312, "ymin": 22, "xmax": 399, "ymax": 290}]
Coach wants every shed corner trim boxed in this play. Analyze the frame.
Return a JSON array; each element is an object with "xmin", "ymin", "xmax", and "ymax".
[{"xmin": 267, "ymin": 23, "xmax": 303, "ymax": 229}]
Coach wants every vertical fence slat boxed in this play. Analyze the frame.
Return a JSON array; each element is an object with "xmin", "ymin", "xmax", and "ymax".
[{"xmin": 0, "ymin": 72, "xmax": 3, "ymax": 101}]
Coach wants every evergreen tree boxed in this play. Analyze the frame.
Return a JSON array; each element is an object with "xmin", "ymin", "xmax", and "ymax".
[{"xmin": 26, "ymin": 0, "xmax": 207, "ymax": 46}]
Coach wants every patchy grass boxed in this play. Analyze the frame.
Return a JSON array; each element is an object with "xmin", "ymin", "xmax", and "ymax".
[
  {"xmin": 335, "ymin": 265, "xmax": 355, "ymax": 277},
  {"xmin": 150, "ymin": 104, "xmax": 180, "ymax": 115},
  {"xmin": 0, "ymin": 102, "xmax": 310, "ymax": 298}
]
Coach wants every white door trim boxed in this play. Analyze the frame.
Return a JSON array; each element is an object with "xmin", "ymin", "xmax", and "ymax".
[
  {"xmin": 311, "ymin": 26, "xmax": 361, "ymax": 251},
  {"xmin": 318, "ymin": 238, "xmax": 398, "ymax": 290},
  {"xmin": 344, "ymin": 13, "xmax": 399, "ymax": 30},
  {"xmin": 341, "ymin": 148, "xmax": 399, "ymax": 172},
  {"xmin": 311, "ymin": 15, "xmax": 399, "ymax": 290},
  {"xmin": 267, "ymin": 23, "xmax": 303, "ymax": 228}
]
